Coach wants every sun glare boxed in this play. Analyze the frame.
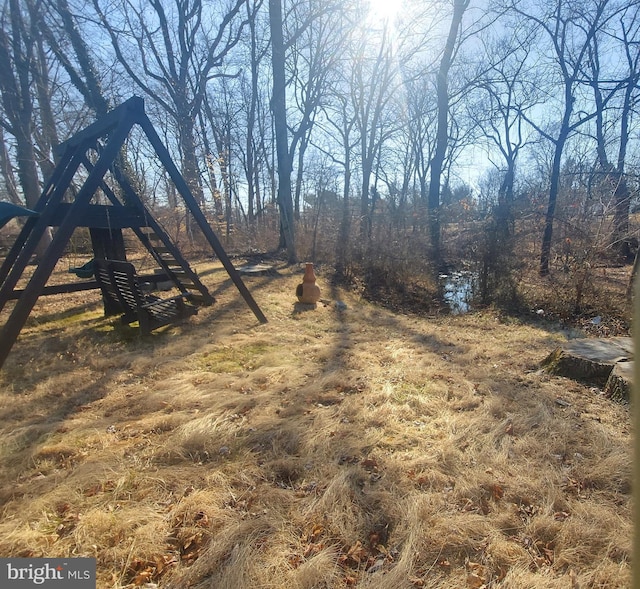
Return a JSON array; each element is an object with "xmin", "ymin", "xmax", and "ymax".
[{"xmin": 367, "ymin": 0, "xmax": 402, "ymax": 24}]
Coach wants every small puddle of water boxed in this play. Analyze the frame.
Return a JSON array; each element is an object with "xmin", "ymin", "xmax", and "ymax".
[{"xmin": 439, "ymin": 271, "xmax": 477, "ymax": 314}]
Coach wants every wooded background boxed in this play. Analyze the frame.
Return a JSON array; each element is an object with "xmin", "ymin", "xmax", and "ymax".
[{"xmin": 1, "ymin": 0, "xmax": 639, "ymax": 314}]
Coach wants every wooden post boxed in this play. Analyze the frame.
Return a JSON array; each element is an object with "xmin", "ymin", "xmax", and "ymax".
[
  {"xmin": 139, "ymin": 115, "xmax": 267, "ymax": 324},
  {"xmin": 0, "ymin": 117, "xmax": 134, "ymax": 369}
]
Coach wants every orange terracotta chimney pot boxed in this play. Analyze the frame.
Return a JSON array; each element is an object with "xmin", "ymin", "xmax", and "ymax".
[{"xmin": 296, "ymin": 263, "xmax": 321, "ymax": 304}]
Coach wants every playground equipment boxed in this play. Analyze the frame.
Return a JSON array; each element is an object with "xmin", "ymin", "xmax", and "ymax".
[{"xmin": 0, "ymin": 97, "xmax": 266, "ymax": 369}]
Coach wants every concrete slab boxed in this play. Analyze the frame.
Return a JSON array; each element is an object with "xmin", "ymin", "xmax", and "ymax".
[
  {"xmin": 236, "ymin": 264, "xmax": 276, "ymax": 276},
  {"xmin": 541, "ymin": 337, "xmax": 633, "ymax": 384},
  {"xmin": 557, "ymin": 337, "xmax": 632, "ymax": 364}
]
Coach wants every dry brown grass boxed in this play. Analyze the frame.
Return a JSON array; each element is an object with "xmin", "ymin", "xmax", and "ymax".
[{"xmin": 0, "ymin": 257, "xmax": 632, "ymax": 588}]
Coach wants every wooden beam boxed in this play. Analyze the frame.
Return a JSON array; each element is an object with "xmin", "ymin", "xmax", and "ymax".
[
  {"xmin": 0, "ymin": 143, "xmax": 86, "ymax": 313},
  {"xmin": 54, "ymin": 96, "xmax": 144, "ymax": 157},
  {"xmin": 139, "ymin": 115, "xmax": 267, "ymax": 324},
  {"xmin": 0, "ymin": 115, "xmax": 136, "ymax": 369},
  {"xmin": 6, "ymin": 281, "xmax": 99, "ymax": 299},
  {"xmin": 48, "ymin": 203, "xmax": 148, "ymax": 229},
  {"xmin": 4, "ymin": 273, "xmax": 170, "ymax": 300}
]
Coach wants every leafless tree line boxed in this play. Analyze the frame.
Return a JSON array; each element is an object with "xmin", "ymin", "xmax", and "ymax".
[{"xmin": 1, "ymin": 0, "xmax": 639, "ymax": 280}]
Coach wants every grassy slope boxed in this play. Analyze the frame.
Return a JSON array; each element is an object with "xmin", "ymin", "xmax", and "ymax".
[{"xmin": 0, "ymin": 260, "xmax": 631, "ymax": 588}]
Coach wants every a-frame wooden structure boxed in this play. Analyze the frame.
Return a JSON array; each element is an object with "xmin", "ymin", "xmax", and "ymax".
[{"xmin": 0, "ymin": 96, "xmax": 266, "ymax": 369}]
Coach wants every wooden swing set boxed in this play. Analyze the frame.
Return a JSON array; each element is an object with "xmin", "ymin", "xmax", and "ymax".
[{"xmin": 0, "ymin": 97, "xmax": 266, "ymax": 369}]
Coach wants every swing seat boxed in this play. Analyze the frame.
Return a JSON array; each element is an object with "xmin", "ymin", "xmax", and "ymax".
[
  {"xmin": 69, "ymin": 258, "xmax": 95, "ymax": 279},
  {"xmin": 93, "ymin": 259, "xmax": 197, "ymax": 335}
]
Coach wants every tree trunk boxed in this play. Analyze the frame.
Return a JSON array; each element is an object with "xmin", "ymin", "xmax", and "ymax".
[
  {"xmin": 361, "ymin": 150, "xmax": 373, "ymax": 240},
  {"xmin": 0, "ymin": 0, "xmax": 52, "ymax": 254},
  {"xmin": 540, "ymin": 120, "xmax": 570, "ymax": 276},
  {"xmin": 52, "ymin": 0, "xmax": 110, "ymax": 115},
  {"xmin": 592, "ymin": 53, "xmax": 634, "ymax": 263},
  {"xmin": 540, "ymin": 69, "xmax": 575, "ymax": 277},
  {"xmin": 612, "ymin": 175, "xmax": 632, "ymax": 261},
  {"xmin": 198, "ymin": 109, "xmax": 223, "ymax": 219},
  {"xmin": 336, "ymin": 147, "xmax": 352, "ymax": 278},
  {"xmin": 294, "ymin": 132, "xmax": 310, "ymax": 219},
  {"xmin": 178, "ymin": 113, "xmax": 205, "ymax": 206},
  {"xmin": 540, "ymin": 141, "xmax": 563, "ymax": 276},
  {"xmin": 29, "ymin": 7, "xmax": 59, "ymax": 179},
  {"xmin": 13, "ymin": 130, "xmax": 40, "ymax": 211},
  {"xmin": 246, "ymin": 0, "xmax": 261, "ymax": 223},
  {"xmin": 428, "ymin": 0, "xmax": 468, "ymax": 268},
  {"xmin": 269, "ymin": 0, "xmax": 297, "ymax": 263},
  {"xmin": 496, "ymin": 162, "xmax": 514, "ymax": 240},
  {"xmin": 177, "ymin": 112, "xmax": 204, "ymax": 243},
  {"xmin": 0, "ymin": 127, "xmax": 22, "ymax": 205}
]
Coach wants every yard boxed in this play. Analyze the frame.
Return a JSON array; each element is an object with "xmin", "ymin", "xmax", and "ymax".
[{"xmin": 0, "ymin": 258, "xmax": 632, "ymax": 588}]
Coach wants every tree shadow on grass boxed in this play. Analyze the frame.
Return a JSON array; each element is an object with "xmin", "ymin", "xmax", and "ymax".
[{"xmin": 23, "ymin": 299, "xmax": 103, "ymax": 327}]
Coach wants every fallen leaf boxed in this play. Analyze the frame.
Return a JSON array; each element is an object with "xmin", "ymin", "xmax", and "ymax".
[
  {"xmin": 361, "ymin": 458, "xmax": 378, "ymax": 471},
  {"xmin": 311, "ymin": 524, "xmax": 324, "ymax": 540},
  {"xmin": 375, "ymin": 543, "xmax": 389, "ymax": 556},
  {"xmin": 467, "ymin": 572, "xmax": 486, "ymax": 588},
  {"xmin": 288, "ymin": 554, "xmax": 303, "ymax": 568},
  {"xmin": 133, "ymin": 570, "xmax": 153, "ymax": 586},
  {"xmin": 345, "ymin": 540, "xmax": 368, "ymax": 564},
  {"xmin": 466, "ymin": 561, "xmax": 488, "ymax": 588},
  {"xmin": 543, "ymin": 547, "xmax": 555, "ymax": 563},
  {"xmin": 194, "ymin": 511, "xmax": 209, "ymax": 526},
  {"xmin": 303, "ymin": 542, "xmax": 324, "ymax": 558},
  {"xmin": 490, "ymin": 484, "xmax": 504, "ymax": 501}
]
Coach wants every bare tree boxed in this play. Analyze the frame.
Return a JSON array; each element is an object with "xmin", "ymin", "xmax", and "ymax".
[
  {"xmin": 510, "ymin": 0, "xmax": 628, "ymax": 275},
  {"xmin": 93, "ymin": 0, "xmax": 247, "ymax": 207},
  {"xmin": 242, "ymin": 0, "xmax": 268, "ymax": 223},
  {"xmin": 404, "ymin": 67, "xmax": 437, "ymax": 225},
  {"xmin": 40, "ymin": 0, "xmax": 110, "ymax": 116},
  {"xmin": 586, "ymin": 2, "xmax": 640, "ymax": 261},
  {"xmin": 203, "ymin": 79, "xmax": 241, "ymax": 235},
  {"xmin": 24, "ymin": 0, "xmax": 59, "ymax": 181},
  {"xmin": 269, "ymin": 0, "xmax": 297, "ymax": 262},
  {"xmin": 39, "ymin": 0, "xmax": 149, "ymax": 203},
  {"xmin": 316, "ymin": 88, "xmax": 358, "ymax": 277},
  {"xmin": 268, "ymin": 0, "xmax": 344, "ymax": 262},
  {"xmin": 350, "ymin": 23, "xmax": 398, "ymax": 240},
  {"xmin": 288, "ymin": 0, "xmax": 347, "ymax": 219},
  {"xmin": 0, "ymin": 0, "xmax": 41, "ymax": 211},
  {"xmin": 469, "ymin": 26, "xmax": 539, "ymax": 238},
  {"xmin": 428, "ymin": 0, "xmax": 470, "ymax": 268},
  {"xmin": 0, "ymin": 0, "xmax": 58, "ymax": 252}
]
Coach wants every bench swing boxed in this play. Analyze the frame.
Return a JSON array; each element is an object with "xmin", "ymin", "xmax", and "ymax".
[
  {"xmin": 0, "ymin": 97, "xmax": 267, "ymax": 370},
  {"xmin": 93, "ymin": 258, "xmax": 198, "ymax": 335},
  {"xmin": 68, "ymin": 200, "xmax": 199, "ymax": 334}
]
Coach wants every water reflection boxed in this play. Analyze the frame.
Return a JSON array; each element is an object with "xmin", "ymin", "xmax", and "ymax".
[{"xmin": 439, "ymin": 271, "xmax": 477, "ymax": 314}]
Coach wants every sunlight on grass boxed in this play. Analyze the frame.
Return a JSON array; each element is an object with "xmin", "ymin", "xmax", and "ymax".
[
  {"xmin": 195, "ymin": 341, "xmax": 275, "ymax": 373},
  {"xmin": 0, "ymin": 262, "xmax": 631, "ymax": 588}
]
